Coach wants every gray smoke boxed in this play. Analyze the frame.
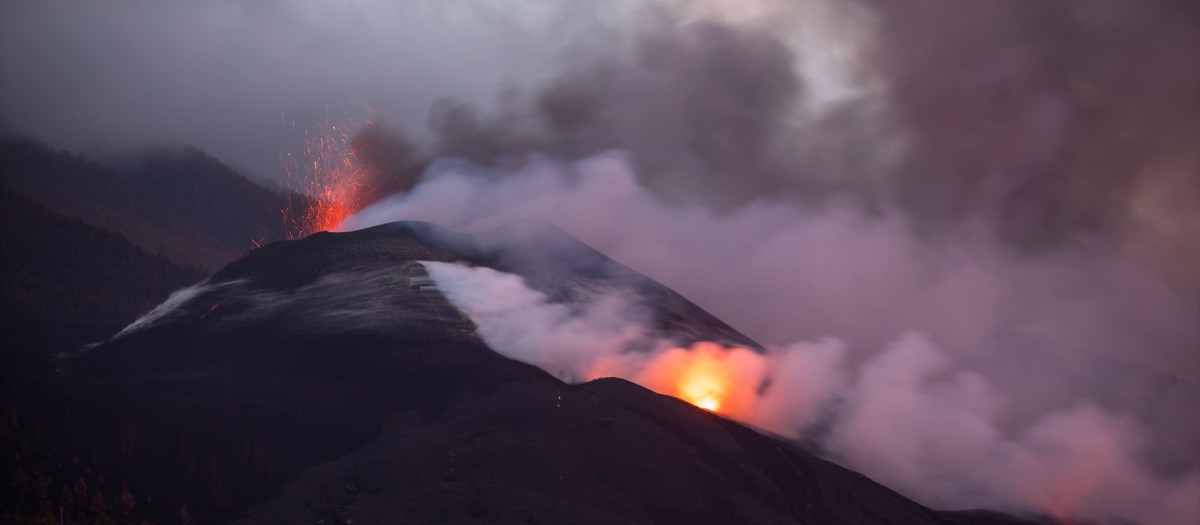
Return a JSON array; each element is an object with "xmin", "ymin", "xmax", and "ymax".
[
  {"xmin": 403, "ymin": 0, "xmax": 1199, "ymax": 287},
  {"xmin": 2, "ymin": 0, "xmax": 1193, "ymax": 282},
  {"xmin": 348, "ymin": 151, "xmax": 1198, "ymax": 525}
]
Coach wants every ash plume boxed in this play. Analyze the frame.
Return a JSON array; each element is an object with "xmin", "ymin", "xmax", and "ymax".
[
  {"xmin": 347, "ymin": 121, "xmax": 425, "ymax": 209},
  {"xmin": 346, "ymin": 151, "xmax": 1199, "ymax": 525},
  {"xmin": 3, "ymin": 0, "xmax": 1193, "ymax": 281},
  {"xmin": 400, "ymin": 0, "xmax": 1199, "ymax": 287}
]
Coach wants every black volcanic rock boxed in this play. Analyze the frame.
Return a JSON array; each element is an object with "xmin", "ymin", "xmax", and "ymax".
[{"xmin": 12, "ymin": 221, "xmax": 1041, "ymax": 524}]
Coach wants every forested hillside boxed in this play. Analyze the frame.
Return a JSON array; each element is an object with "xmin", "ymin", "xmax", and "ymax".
[
  {"xmin": 1, "ymin": 190, "xmax": 205, "ymax": 377},
  {"xmin": 0, "ymin": 138, "xmax": 302, "ymax": 377},
  {"xmin": 0, "ymin": 139, "xmax": 298, "ymax": 272}
]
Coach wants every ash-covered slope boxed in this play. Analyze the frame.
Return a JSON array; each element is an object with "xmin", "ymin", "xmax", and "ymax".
[{"xmin": 47, "ymin": 220, "xmax": 1038, "ymax": 524}]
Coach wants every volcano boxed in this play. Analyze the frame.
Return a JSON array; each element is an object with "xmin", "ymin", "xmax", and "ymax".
[{"xmin": 6, "ymin": 220, "xmax": 1039, "ymax": 524}]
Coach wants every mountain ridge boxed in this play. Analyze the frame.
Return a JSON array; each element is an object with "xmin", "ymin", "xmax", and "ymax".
[
  {"xmin": 34, "ymin": 220, "xmax": 1042, "ymax": 524},
  {"xmin": 0, "ymin": 138, "xmax": 1042, "ymax": 524}
]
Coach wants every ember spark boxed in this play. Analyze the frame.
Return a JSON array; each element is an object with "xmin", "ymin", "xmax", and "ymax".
[{"xmin": 280, "ymin": 104, "xmax": 385, "ymax": 238}]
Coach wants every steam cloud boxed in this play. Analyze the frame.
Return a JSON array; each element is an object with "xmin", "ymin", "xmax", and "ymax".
[
  {"xmin": 347, "ymin": 151, "xmax": 1198, "ymax": 524},
  {"xmin": 341, "ymin": 20, "xmax": 1200, "ymax": 525},
  {"xmin": 337, "ymin": 8, "xmax": 1200, "ymax": 513},
  {"xmin": 388, "ymin": 0, "xmax": 1199, "ymax": 288},
  {"xmin": 4, "ymin": 0, "xmax": 1195, "ymax": 281}
]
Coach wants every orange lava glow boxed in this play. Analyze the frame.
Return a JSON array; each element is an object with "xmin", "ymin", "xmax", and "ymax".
[
  {"xmin": 676, "ymin": 356, "xmax": 730, "ymax": 411},
  {"xmin": 1035, "ymin": 479, "xmax": 1097, "ymax": 525},
  {"xmin": 280, "ymin": 104, "xmax": 382, "ymax": 238},
  {"xmin": 635, "ymin": 343, "xmax": 766, "ymax": 415}
]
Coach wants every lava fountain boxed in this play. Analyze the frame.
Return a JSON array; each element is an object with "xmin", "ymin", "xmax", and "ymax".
[{"xmin": 280, "ymin": 104, "xmax": 386, "ymax": 238}]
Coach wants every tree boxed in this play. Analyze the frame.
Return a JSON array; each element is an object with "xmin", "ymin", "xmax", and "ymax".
[
  {"xmin": 71, "ymin": 478, "xmax": 87, "ymax": 508},
  {"xmin": 89, "ymin": 488, "xmax": 116, "ymax": 524},
  {"xmin": 116, "ymin": 483, "xmax": 135, "ymax": 517}
]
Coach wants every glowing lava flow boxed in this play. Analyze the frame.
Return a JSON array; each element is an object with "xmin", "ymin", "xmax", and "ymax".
[
  {"xmin": 280, "ymin": 104, "xmax": 383, "ymax": 238},
  {"xmin": 677, "ymin": 356, "xmax": 730, "ymax": 411},
  {"xmin": 635, "ymin": 343, "xmax": 765, "ymax": 415}
]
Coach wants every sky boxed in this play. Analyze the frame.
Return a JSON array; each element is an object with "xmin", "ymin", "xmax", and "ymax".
[
  {"xmin": 0, "ymin": 0, "xmax": 877, "ymax": 178},
  {"xmin": 0, "ymin": 0, "xmax": 616, "ymax": 176},
  {"xmin": 3, "ymin": 1, "xmax": 1199, "ymax": 522},
  {"xmin": 2, "ymin": 0, "xmax": 1196, "ymax": 283}
]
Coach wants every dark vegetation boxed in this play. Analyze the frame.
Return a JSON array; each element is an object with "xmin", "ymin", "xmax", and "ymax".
[
  {"xmin": 0, "ymin": 138, "xmax": 302, "ymax": 524},
  {"xmin": 120, "ymin": 146, "xmax": 295, "ymax": 255},
  {"xmin": 0, "ymin": 139, "xmax": 296, "ymax": 273},
  {"xmin": 1, "ymin": 189, "xmax": 204, "ymax": 378},
  {"xmin": 1, "ymin": 190, "xmax": 203, "ymax": 319},
  {"xmin": 0, "ymin": 138, "xmax": 297, "ymax": 380}
]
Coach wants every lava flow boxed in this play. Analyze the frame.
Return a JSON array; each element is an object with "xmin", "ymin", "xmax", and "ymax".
[
  {"xmin": 280, "ymin": 104, "xmax": 383, "ymax": 238},
  {"xmin": 677, "ymin": 356, "xmax": 729, "ymax": 411},
  {"xmin": 637, "ymin": 342, "xmax": 765, "ymax": 416}
]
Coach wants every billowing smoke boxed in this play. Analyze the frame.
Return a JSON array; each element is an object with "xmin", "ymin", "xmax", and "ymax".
[
  {"xmin": 338, "ymin": 18, "xmax": 1199, "ymax": 524},
  {"xmin": 3, "ymin": 0, "xmax": 1193, "ymax": 281},
  {"xmin": 347, "ymin": 121, "xmax": 425, "ymax": 209},
  {"xmin": 346, "ymin": 153, "xmax": 1199, "ymax": 380},
  {"xmin": 422, "ymin": 253, "xmax": 1198, "ymax": 524},
  {"xmin": 345, "ymin": 151, "xmax": 1198, "ymax": 524},
  {"xmin": 363, "ymin": 0, "xmax": 1196, "ymax": 288},
  {"xmin": 421, "ymin": 260, "xmax": 650, "ymax": 383},
  {"xmin": 5, "ymin": 0, "xmax": 1195, "ymax": 523}
]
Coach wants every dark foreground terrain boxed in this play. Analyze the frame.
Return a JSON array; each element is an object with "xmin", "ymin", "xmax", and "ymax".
[{"xmin": 4, "ymin": 220, "xmax": 1042, "ymax": 524}]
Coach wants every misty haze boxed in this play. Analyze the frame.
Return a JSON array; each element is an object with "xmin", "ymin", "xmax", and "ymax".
[{"xmin": 2, "ymin": 1, "xmax": 1197, "ymax": 524}]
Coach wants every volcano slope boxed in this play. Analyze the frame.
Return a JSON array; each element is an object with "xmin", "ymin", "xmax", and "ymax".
[{"xmin": 27, "ymin": 220, "xmax": 1039, "ymax": 524}]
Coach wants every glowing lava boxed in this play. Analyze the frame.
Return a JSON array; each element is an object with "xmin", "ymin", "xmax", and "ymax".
[
  {"xmin": 677, "ymin": 356, "xmax": 730, "ymax": 411},
  {"xmin": 636, "ymin": 342, "xmax": 765, "ymax": 415},
  {"xmin": 280, "ymin": 104, "xmax": 383, "ymax": 238}
]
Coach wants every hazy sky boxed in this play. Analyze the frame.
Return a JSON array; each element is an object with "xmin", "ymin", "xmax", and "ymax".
[
  {"xmin": 2, "ymin": 0, "xmax": 1196, "ymax": 280},
  {"xmin": 3, "ymin": 0, "xmax": 1196, "ymax": 277},
  {"xmin": 0, "ymin": 0, "xmax": 625, "ymax": 176},
  {"xmin": 0, "ymin": 0, "xmax": 882, "ymax": 174}
]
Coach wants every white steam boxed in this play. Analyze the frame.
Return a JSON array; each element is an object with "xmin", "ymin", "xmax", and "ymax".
[
  {"xmin": 344, "ymin": 152, "xmax": 1198, "ymax": 381},
  {"xmin": 422, "ymin": 261, "xmax": 650, "ymax": 383},
  {"xmin": 112, "ymin": 278, "xmax": 238, "ymax": 339},
  {"xmin": 348, "ymin": 153, "xmax": 1198, "ymax": 525},
  {"xmin": 423, "ymin": 259, "xmax": 1199, "ymax": 525}
]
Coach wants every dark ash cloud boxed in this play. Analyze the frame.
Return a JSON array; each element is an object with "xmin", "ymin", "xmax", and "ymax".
[{"xmin": 406, "ymin": 0, "xmax": 1200, "ymax": 285}]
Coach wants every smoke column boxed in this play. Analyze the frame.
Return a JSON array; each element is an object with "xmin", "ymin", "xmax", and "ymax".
[
  {"xmin": 337, "ymin": 2, "xmax": 1200, "ymax": 522},
  {"xmin": 344, "ymin": 150, "xmax": 1198, "ymax": 524}
]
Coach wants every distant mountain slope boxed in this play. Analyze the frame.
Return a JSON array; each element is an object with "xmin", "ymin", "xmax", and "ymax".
[
  {"xmin": 0, "ymin": 138, "xmax": 238, "ymax": 270},
  {"xmin": 9, "ymin": 220, "xmax": 1039, "ymax": 525},
  {"xmin": 120, "ymin": 145, "xmax": 295, "ymax": 251},
  {"xmin": 0, "ymin": 138, "xmax": 297, "ymax": 272},
  {"xmin": 0, "ymin": 189, "xmax": 204, "ymax": 377},
  {"xmin": 0, "ymin": 189, "xmax": 204, "ymax": 316}
]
